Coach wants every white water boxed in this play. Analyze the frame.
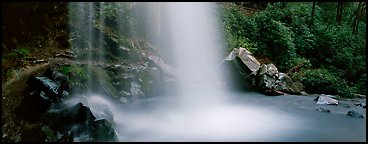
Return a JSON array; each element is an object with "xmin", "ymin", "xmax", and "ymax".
[
  {"xmin": 111, "ymin": 2, "xmax": 301, "ymax": 141},
  {"xmin": 67, "ymin": 2, "xmax": 365, "ymax": 142}
]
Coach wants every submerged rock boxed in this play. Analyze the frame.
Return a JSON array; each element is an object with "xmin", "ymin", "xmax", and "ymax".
[
  {"xmin": 346, "ymin": 110, "xmax": 365, "ymax": 118},
  {"xmin": 355, "ymin": 102, "xmax": 366, "ymax": 108},
  {"xmin": 315, "ymin": 107, "xmax": 331, "ymax": 113}
]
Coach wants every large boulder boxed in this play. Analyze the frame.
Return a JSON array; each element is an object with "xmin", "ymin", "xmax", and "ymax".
[
  {"xmin": 224, "ymin": 47, "xmax": 305, "ymax": 96},
  {"xmin": 225, "ymin": 47, "xmax": 260, "ymax": 75}
]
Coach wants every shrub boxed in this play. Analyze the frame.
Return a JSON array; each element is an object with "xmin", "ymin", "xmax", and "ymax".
[
  {"xmin": 219, "ymin": 3, "xmax": 258, "ymax": 53},
  {"xmin": 300, "ymin": 68, "xmax": 354, "ymax": 97}
]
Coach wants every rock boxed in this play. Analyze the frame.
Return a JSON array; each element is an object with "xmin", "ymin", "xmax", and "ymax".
[
  {"xmin": 264, "ymin": 89, "xmax": 285, "ymax": 96},
  {"xmin": 44, "ymin": 68, "xmax": 68, "ymax": 83},
  {"xmin": 147, "ymin": 53, "xmax": 177, "ymax": 78},
  {"xmin": 130, "ymin": 82, "xmax": 145, "ymax": 102},
  {"xmin": 346, "ymin": 110, "xmax": 364, "ymax": 118},
  {"xmin": 277, "ymin": 73, "xmax": 301, "ymax": 95},
  {"xmin": 315, "ymin": 107, "xmax": 331, "ymax": 113},
  {"xmin": 91, "ymin": 119, "xmax": 118, "ymax": 142},
  {"xmin": 226, "ymin": 48, "xmax": 261, "ymax": 75},
  {"xmin": 89, "ymin": 103, "xmax": 114, "ymax": 123},
  {"xmin": 27, "ymin": 76, "xmax": 62, "ymax": 103},
  {"xmin": 44, "ymin": 102, "xmax": 96, "ymax": 132},
  {"xmin": 237, "ymin": 48, "xmax": 260, "ymax": 73},
  {"xmin": 66, "ymin": 102, "xmax": 96, "ymax": 124},
  {"xmin": 314, "ymin": 95, "xmax": 338, "ymax": 105},
  {"xmin": 256, "ymin": 74, "xmax": 276, "ymax": 91},
  {"xmin": 138, "ymin": 66, "xmax": 161, "ymax": 96},
  {"xmin": 301, "ymin": 91, "xmax": 308, "ymax": 95},
  {"xmin": 120, "ymin": 97, "xmax": 128, "ymax": 104},
  {"xmin": 265, "ymin": 64, "xmax": 278, "ymax": 78},
  {"xmin": 355, "ymin": 102, "xmax": 366, "ymax": 108},
  {"xmin": 89, "ymin": 66, "xmax": 119, "ymax": 98}
]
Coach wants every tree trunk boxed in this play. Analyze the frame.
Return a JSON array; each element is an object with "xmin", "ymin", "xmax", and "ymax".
[
  {"xmin": 310, "ymin": 2, "xmax": 316, "ymax": 27},
  {"xmin": 352, "ymin": 2, "xmax": 365, "ymax": 35},
  {"xmin": 336, "ymin": 2, "xmax": 343, "ymax": 23}
]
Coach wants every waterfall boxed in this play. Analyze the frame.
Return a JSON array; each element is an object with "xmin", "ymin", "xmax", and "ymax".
[{"xmin": 67, "ymin": 2, "xmax": 302, "ymax": 142}]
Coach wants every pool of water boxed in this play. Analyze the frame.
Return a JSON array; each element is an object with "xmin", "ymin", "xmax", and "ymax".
[{"xmin": 82, "ymin": 91, "xmax": 365, "ymax": 142}]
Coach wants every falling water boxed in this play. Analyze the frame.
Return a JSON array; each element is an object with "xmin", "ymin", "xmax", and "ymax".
[
  {"xmin": 110, "ymin": 2, "xmax": 302, "ymax": 141},
  {"xmin": 67, "ymin": 2, "xmax": 366, "ymax": 142}
]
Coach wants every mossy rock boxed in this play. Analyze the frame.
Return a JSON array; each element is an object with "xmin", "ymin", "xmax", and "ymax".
[
  {"xmin": 138, "ymin": 67, "xmax": 161, "ymax": 96},
  {"xmin": 88, "ymin": 65, "xmax": 119, "ymax": 98}
]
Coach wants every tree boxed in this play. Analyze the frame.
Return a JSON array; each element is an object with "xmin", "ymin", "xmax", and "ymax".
[
  {"xmin": 351, "ymin": 2, "xmax": 365, "ymax": 35},
  {"xmin": 336, "ymin": 2, "xmax": 343, "ymax": 23},
  {"xmin": 310, "ymin": 2, "xmax": 316, "ymax": 26}
]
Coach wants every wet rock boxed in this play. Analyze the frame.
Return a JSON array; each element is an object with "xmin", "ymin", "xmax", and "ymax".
[
  {"xmin": 131, "ymin": 81, "xmax": 145, "ymax": 102},
  {"xmin": 90, "ymin": 103, "xmax": 114, "ymax": 123},
  {"xmin": 138, "ymin": 66, "xmax": 161, "ymax": 96},
  {"xmin": 44, "ymin": 68, "xmax": 68, "ymax": 83},
  {"xmin": 88, "ymin": 66, "xmax": 119, "ymax": 98},
  {"xmin": 346, "ymin": 110, "xmax": 364, "ymax": 118},
  {"xmin": 314, "ymin": 95, "xmax": 338, "ymax": 105},
  {"xmin": 147, "ymin": 53, "xmax": 177, "ymax": 78},
  {"xmin": 120, "ymin": 96, "xmax": 128, "ymax": 104},
  {"xmin": 27, "ymin": 76, "xmax": 62, "ymax": 103},
  {"xmin": 355, "ymin": 102, "xmax": 366, "ymax": 108},
  {"xmin": 91, "ymin": 119, "xmax": 118, "ymax": 142},
  {"xmin": 315, "ymin": 107, "xmax": 331, "ymax": 113},
  {"xmin": 45, "ymin": 102, "xmax": 96, "ymax": 131}
]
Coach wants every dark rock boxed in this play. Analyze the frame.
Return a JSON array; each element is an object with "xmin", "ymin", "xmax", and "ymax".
[
  {"xmin": 355, "ymin": 102, "xmax": 366, "ymax": 108},
  {"xmin": 17, "ymin": 91, "xmax": 52, "ymax": 122},
  {"xmin": 264, "ymin": 89, "xmax": 285, "ymax": 96},
  {"xmin": 315, "ymin": 107, "xmax": 331, "ymax": 113},
  {"xmin": 44, "ymin": 68, "xmax": 68, "ymax": 83},
  {"xmin": 91, "ymin": 119, "xmax": 118, "ymax": 142},
  {"xmin": 346, "ymin": 110, "xmax": 365, "ymax": 118},
  {"xmin": 27, "ymin": 76, "xmax": 62, "ymax": 103},
  {"xmin": 46, "ymin": 102, "xmax": 96, "ymax": 130}
]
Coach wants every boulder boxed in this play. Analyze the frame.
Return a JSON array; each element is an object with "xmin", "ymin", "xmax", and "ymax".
[
  {"xmin": 27, "ymin": 76, "xmax": 62, "ymax": 103},
  {"xmin": 314, "ymin": 95, "xmax": 338, "ymax": 105},
  {"xmin": 226, "ymin": 48, "xmax": 261, "ymax": 75},
  {"xmin": 277, "ymin": 73, "xmax": 301, "ymax": 94},
  {"xmin": 237, "ymin": 48, "xmax": 261, "ymax": 73},
  {"xmin": 91, "ymin": 119, "xmax": 118, "ymax": 142}
]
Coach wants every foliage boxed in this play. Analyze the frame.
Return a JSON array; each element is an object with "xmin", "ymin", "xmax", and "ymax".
[
  {"xmin": 219, "ymin": 3, "xmax": 258, "ymax": 53},
  {"xmin": 58, "ymin": 65, "xmax": 88, "ymax": 89},
  {"xmin": 300, "ymin": 68, "xmax": 352, "ymax": 97},
  {"xmin": 220, "ymin": 2, "xmax": 366, "ymax": 97}
]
